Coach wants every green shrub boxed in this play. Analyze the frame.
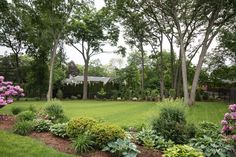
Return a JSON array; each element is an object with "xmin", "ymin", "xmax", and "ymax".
[
  {"xmin": 16, "ymin": 111, "xmax": 35, "ymax": 122},
  {"xmin": 103, "ymin": 138, "xmax": 140, "ymax": 157},
  {"xmin": 90, "ymin": 123, "xmax": 125, "ymax": 148},
  {"xmin": 197, "ymin": 121, "xmax": 220, "ymax": 138},
  {"xmin": 189, "ymin": 135, "xmax": 234, "ymax": 157},
  {"xmin": 152, "ymin": 107, "xmax": 188, "ymax": 144},
  {"xmin": 72, "ymin": 132, "xmax": 94, "ymax": 154},
  {"xmin": 14, "ymin": 121, "xmax": 35, "ymax": 136},
  {"xmin": 50, "ymin": 123, "xmax": 68, "ymax": 138},
  {"xmin": 164, "ymin": 145, "xmax": 204, "ymax": 157},
  {"xmin": 185, "ymin": 123, "xmax": 197, "ymax": 139},
  {"xmin": 66, "ymin": 117, "xmax": 97, "ymax": 138},
  {"xmin": 56, "ymin": 89, "xmax": 63, "ymax": 99},
  {"xmin": 11, "ymin": 106, "xmax": 24, "ymax": 115},
  {"xmin": 44, "ymin": 100, "xmax": 65, "ymax": 122},
  {"xmin": 34, "ymin": 119, "xmax": 52, "ymax": 132}
]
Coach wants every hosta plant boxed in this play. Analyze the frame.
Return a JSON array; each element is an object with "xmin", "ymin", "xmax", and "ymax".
[
  {"xmin": 103, "ymin": 138, "xmax": 140, "ymax": 157},
  {"xmin": 50, "ymin": 123, "xmax": 68, "ymax": 138},
  {"xmin": 34, "ymin": 119, "xmax": 52, "ymax": 132},
  {"xmin": 164, "ymin": 145, "xmax": 204, "ymax": 157},
  {"xmin": 189, "ymin": 135, "xmax": 234, "ymax": 157}
]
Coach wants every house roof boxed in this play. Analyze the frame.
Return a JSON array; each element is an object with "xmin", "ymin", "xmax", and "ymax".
[{"xmin": 62, "ymin": 75, "xmax": 113, "ymax": 85}]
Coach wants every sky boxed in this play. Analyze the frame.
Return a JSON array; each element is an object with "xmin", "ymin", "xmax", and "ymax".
[{"xmin": 1, "ymin": 0, "xmax": 218, "ymax": 67}]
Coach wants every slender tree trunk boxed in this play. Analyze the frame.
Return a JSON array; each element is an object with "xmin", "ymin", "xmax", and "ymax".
[
  {"xmin": 47, "ymin": 35, "xmax": 60, "ymax": 101},
  {"xmin": 83, "ymin": 60, "xmax": 89, "ymax": 100},
  {"xmin": 14, "ymin": 52, "xmax": 20, "ymax": 83},
  {"xmin": 140, "ymin": 42, "xmax": 145, "ymax": 99},
  {"xmin": 159, "ymin": 34, "xmax": 165, "ymax": 101},
  {"xmin": 168, "ymin": 35, "xmax": 175, "ymax": 89},
  {"xmin": 179, "ymin": 39, "xmax": 189, "ymax": 105},
  {"xmin": 189, "ymin": 32, "xmax": 213, "ymax": 105}
]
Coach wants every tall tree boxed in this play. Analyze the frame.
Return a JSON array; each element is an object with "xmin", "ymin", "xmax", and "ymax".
[
  {"xmin": 15, "ymin": 0, "xmax": 77, "ymax": 100},
  {"xmin": 0, "ymin": 1, "xmax": 26, "ymax": 83},
  {"xmin": 67, "ymin": 3, "xmax": 119, "ymax": 99}
]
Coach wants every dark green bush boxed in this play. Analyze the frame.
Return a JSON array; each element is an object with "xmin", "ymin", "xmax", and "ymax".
[
  {"xmin": 16, "ymin": 111, "xmax": 35, "ymax": 122},
  {"xmin": 50, "ymin": 123, "xmax": 68, "ymax": 138},
  {"xmin": 11, "ymin": 106, "xmax": 24, "ymax": 115},
  {"xmin": 152, "ymin": 107, "xmax": 188, "ymax": 144},
  {"xmin": 90, "ymin": 123, "xmax": 125, "ymax": 148},
  {"xmin": 34, "ymin": 119, "xmax": 52, "ymax": 132},
  {"xmin": 66, "ymin": 117, "xmax": 97, "ymax": 138},
  {"xmin": 72, "ymin": 132, "xmax": 94, "ymax": 154},
  {"xmin": 14, "ymin": 121, "xmax": 35, "ymax": 136},
  {"xmin": 185, "ymin": 123, "xmax": 197, "ymax": 139},
  {"xmin": 56, "ymin": 89, "xmax": 63, "ymax": 99},
  {"xmin": 164, "ymin": 145, "xmax": 204, "ymax": 157}
]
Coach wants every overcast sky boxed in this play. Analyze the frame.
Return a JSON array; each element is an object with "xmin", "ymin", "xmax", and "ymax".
[{"xmin": 1, "ymin": 0, "xmax": 217, "ymax": 67}]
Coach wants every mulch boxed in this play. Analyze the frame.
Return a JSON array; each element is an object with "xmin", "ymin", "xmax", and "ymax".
[{"xmin": 0, "ymin": 114, "xmax": 162, "ymax": 157}]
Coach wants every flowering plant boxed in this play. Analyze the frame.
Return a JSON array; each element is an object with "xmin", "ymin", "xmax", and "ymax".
[
  {"xmin": 0, "ymin": 76, "xmax": 24, "ymax": 108},
  {"xmin": 221, "ymin": 104, "xmax": 236, "ymax": 143}
]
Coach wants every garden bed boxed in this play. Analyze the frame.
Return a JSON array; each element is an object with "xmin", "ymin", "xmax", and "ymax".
[{"xmin": 0, "ymin": 114, "xmax": 162, "ymax": 157}]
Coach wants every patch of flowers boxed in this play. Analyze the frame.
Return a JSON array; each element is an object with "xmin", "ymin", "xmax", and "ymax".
[
  {"xmin": 221, "ymin": 104, "xmax": 236, "ymax": 143},
  {"xmin": 0, "ymin": 76, "xmax": 24, "ymax": 107}
]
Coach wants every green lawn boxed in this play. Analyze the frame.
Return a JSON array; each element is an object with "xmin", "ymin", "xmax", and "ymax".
[
  {"xmin": 0, "ymin": 100, "xmax": 228, "ymax": 126},
  {"xmin": 0, "ymin": 130, "xmax": 75, "ymax": 157}
]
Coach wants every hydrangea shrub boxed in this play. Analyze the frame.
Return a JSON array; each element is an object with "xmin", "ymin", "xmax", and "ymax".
[
  {"xmin": 221, "ymin": 104, "xmax": 236, "ymax": 143},
  {"xmin": 0, "ymin": 76, "xmax": 24, "ymax": 108}
]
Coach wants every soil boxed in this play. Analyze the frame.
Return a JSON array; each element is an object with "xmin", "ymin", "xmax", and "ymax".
[
  {"xmin": 0, "ymin": 115, "xmax": 15, "ymax": 130},
  {"xmin": 0, "ymin": 114, "xmax": 162, "ymax": 157}
]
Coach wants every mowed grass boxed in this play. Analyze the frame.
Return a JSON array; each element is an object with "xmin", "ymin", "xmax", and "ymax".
[
  {"xmin": 0, "ymin": 130, "xmax": 75, "ymax": 157},
  {"xmin": 0, "ymin": 100, "xmax": 229, "ymax": 126}
]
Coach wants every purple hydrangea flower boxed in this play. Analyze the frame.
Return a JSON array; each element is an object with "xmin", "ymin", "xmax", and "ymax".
[{"xmin": 221, "ymin": 120, "xmax": 228, "ymax": 125}]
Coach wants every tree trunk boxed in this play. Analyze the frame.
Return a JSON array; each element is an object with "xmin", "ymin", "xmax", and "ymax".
[
  {"xmin": 47, "ymin": 36, "xmax": 60, "ymax": 101},
  {"xmin": 179, "ymin": 39, "xmax": 189, "ymax": 105},
  {"xmin": 168, "ymin": 35, "xmax": 175, "ymax": 89},
  {"xmin": 159, "ymin": 34, "xmax": 165, "ymax": 101},
  {"xmin": 189, "ymin": 32, "xmax": 213, "ymax": 105},
  {"xmin": 83, "ymin": 60, "xmax": 89, "ymax": 100},
  {"xmin": 14, "ymin": 52, "xmax": 20, "ymax": 83},
  {"xmin": 140, "ymin": 42, "xmax": 145, "ymax": 99}
]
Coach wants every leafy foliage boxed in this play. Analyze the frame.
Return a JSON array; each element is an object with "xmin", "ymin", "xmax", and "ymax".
[
  {"xmin": 50, "ymin": 123, "xmax": 68, "ymax": 138},
  {"xmin": 136, "ymin": 128, "xmax": 174, "ymax": 150},
  {"xmin": 90, "ymin": 123, "xmax": 125, "ymax": 148},
  {"xmin": 72, "ymin": 132, "xmax": 94, "ymax": 154},
  {"xmin": 14, "ymin": 120, "xmax": 34, "ymax": 136},
  {"xmin": 34, "ymin": 119, "xmax": 52, "ymax": 132},
  {"xmin": 103, "ymin": 138, "xmax": 140, "ymax": 157},
  {"xmin": 197, "ymin": 121, "xmax": 220, "ymax": 138},
  {"xmin": 189, "ymin": 135, "xmax": 234, "ymax": 157},
  {"xmin": 163, "ymin": 145, "xmax": 204, "ymax": 157},
  {"xmin": 44, "ymin": 101, "xmax": 66, "ymax": 123},
  {"xmin": 152, "ymin": 107, "xmax": 189, "ymax": 144},
  {"xmin": 16, "ymin": 111, "xmax": 35, "ymax": 122},
  {"xmin": 66, "ymin": 117, "xmax": 97, "ymax": 138}
]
